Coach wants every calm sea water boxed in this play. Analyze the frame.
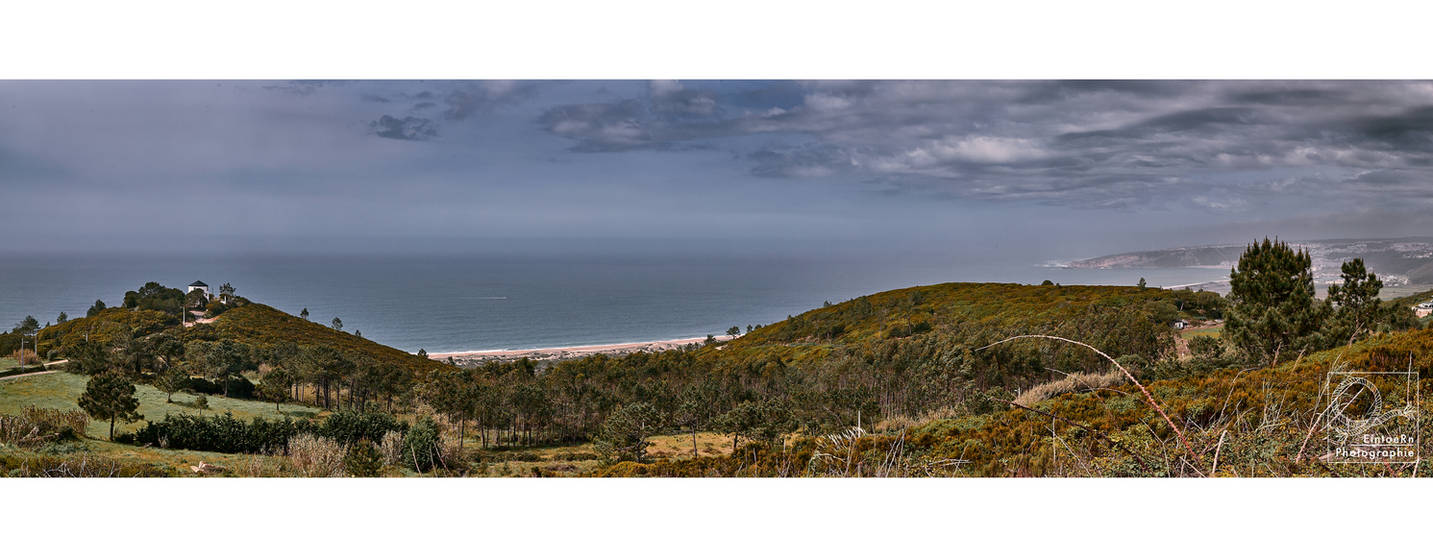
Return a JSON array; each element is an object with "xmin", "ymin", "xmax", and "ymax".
[{"xmin": 0, "ymin": 253, "xmax": 1228, "ymax": 353}]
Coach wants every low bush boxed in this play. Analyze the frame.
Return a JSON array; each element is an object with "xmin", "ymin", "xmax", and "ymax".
[
  {"xmin": 400, "ymin": 417, "xmax": 444, "ymax": 473},
  {"xmin": 343, "ymin": 440, "xmax": 383, "ymax": 477},
  {"xmin": 186, "ymin": 376, "xmax": 255, "ymax": 399},
  {"xmin": 126, "ymin": 409, "xmax": 406, "ymax": 456},
  {"xmin": 320, "ymin": 410, "xmax": 405, "ymax": 446},
  {"xmin": 129, "ymin": 412, "xmax": 315, "ymax": 454}
]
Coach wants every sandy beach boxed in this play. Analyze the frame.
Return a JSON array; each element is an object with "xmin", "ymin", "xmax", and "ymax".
[{"xmin": 427, "ymin": 335, "xmax": 738, "ymax": 364}]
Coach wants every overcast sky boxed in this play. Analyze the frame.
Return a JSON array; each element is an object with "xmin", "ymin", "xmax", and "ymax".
[{"xmin": 4, "ymin": 80, "xmax": 1432, "ymax": 260}]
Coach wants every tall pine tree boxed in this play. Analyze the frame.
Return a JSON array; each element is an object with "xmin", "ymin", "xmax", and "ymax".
[
  {"xmin": 1225, "ymin": 238, "xmax": 1328, "ymax": 365},
  {"xmin": 1326, "ymin": 258, "xmax": 1383, "ymax": 345},
  {"xmin": 78, "ymin": 371, "xmax": 142, "ymax": 440}
]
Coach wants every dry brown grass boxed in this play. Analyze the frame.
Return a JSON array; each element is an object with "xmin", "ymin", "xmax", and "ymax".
[
  {"xmin": 379, "ymin": 430, "xmax": 403, "ymax": 467},
  {"xmin": 9, "ymin": 349, "xmax": 40, "ymax": 366},
  {"xmin": 872, "ymin": 407, "xmax": 965, "ymax": 434},
  {"xmin": 284, "ymin": 434, "xmax": 345, "ymax": 477},
  {"xmin": 0, "ymin": 406, "xmax": 88, "ymax": 447},
  {"xmin": 644, "ymin": 432, "xmax": 733, "ymax": 459},
  {"xmin": 3, "ymin": 453, "xmax": 131, "ymax": 477},
  {"xmin": 1013, "ymin": 370, "xmax": 1126, "ymax": 407}
]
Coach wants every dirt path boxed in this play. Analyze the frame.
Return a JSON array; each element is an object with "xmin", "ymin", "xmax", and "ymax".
[{"xmin": 0, "ymin": 360, "xmax": 68, "ymax": 381}]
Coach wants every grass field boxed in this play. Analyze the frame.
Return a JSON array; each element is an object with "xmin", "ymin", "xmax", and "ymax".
[
  {"xmin": 1180, "ymin": 323, "xmax": 1223, "ymax": 339},
  {"xmin": 0, "ymin": 357, "xmax": 18, "ymax": 371},
  {"xmin": 1380, "ymin": 284, "xmax": 1433, "ymax": 301},
  {"xmin": 0, "ymin": 371, "xmax": 322, "ymax": 439}
]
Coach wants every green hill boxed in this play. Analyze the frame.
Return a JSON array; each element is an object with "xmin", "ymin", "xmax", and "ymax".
[
  {"xmin": 701, "ymin": 282, "xmax": 1223, "ymax": 405},
  {"xmin": 735, "ymin": 282, "xmax": 1220, "ymax": 347},
  {"xmin": 34, "ymin": 307, "xmax": 178, "ymax": 355},
  {"xmin": 179, "ymin": 303, "xmax": 450, "ymax": 378}
]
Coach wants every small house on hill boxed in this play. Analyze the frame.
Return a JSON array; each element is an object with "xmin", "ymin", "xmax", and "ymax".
[
  {"xmin": 188, "ymin": 280, "xmax": 211, "ymax": 297},
  {"xmin": 1173, "ymin": 319, "xmax": 1189, "ymax": 330}
]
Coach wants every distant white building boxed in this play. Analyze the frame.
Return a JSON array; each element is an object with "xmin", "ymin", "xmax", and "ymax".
[
  {"xmin": 188, "ymin": 280, "xmax": 211, "ymax": 298},
  {"xmin": 1173, "ymin": 319, "xmax": 1189, "ymax": 330},
  {"xmin": 1416, "ymin": 301, "xmax": 1433, "ymax": 318}
]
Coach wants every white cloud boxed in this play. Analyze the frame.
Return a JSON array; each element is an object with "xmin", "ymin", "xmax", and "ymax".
[
  {"xmin": 649, "ymin": 80, "xmax": 683, "ymax": 97},
  {"xmin": 802, "ymin": 93, "xmax": 852, "ymax": 111}
]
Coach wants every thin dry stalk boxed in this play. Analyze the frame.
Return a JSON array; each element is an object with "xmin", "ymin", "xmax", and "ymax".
[
  {"xmin": 1295, "ymin": 353, "xmax": 1341, "ymax": 462},
  {"xmin": 1212, "ymin": 429, "xmax": 1227, "ymax": 476}
]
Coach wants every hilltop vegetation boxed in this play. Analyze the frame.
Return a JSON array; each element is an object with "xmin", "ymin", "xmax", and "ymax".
[{"xmin": 180, "ymin": 303, "xmax": 448, "ymax": 378}]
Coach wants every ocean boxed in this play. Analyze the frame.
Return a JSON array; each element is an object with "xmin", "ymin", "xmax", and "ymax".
[{"xmin": 0, "ymin": 252, "xmax": 1230, "ymax": 353}]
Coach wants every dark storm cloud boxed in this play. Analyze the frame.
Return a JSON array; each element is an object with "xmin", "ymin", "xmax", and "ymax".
[
  {"xmin": 1351, "ymin": 105, "xmax": 1433, "ymax": 150},
  {"xmin": 363, "ymin": 81, "xmax": 539, "ymax": 140},
  {"xmin": 370, "ymin": 114, "xmax": 437, "ymax": 140},
  {"xmin": 531, "ymin": 80, "xmax": 1433, "ymax": 212},
  {"xmin": 538, "ymin": 82, "xmax": 727, "ymax": 152},
  {"xmin": 6, "ymin": 80, "xmax": 1433, "ymax": 256},
  {"xmin": 441, "ymin": 81, "xmax": 537, "ymax": 121}
]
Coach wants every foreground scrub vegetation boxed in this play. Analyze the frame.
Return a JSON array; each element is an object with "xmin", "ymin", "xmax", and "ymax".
[{"xmin": 3, "ymin": 239, "xmax": 1429, "ymax": 476}]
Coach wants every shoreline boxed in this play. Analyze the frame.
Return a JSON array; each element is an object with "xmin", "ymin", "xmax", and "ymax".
[{"xmin": 425, "ymin": 335, "xmax": 739, "ymax": 363}]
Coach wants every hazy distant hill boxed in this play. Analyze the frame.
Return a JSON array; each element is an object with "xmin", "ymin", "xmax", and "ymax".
[{"xmin": 1066, "ymin": 238, "xmax": 1433, "ymax": 286}]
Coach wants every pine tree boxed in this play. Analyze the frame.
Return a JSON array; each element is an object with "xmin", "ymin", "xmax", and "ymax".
[
  {"xmin": 78, "ymin": 372, "xmax": 142, "ymax": 440},
  {"xmin": 422, "ymin": 368, "xmax": 479, "ymax": 451},
  {"xmin": 344, "ymin": 440, "xmax": 383, "ymax": 477},
  {"xmin": 1225, "ymin": 238, "xmax": 1328, "ymax": 365},
  {"xmin": 675, "ymin": 382, "xmax": 719, "ymax": 458},
  {"xmin": 259, "ymin": 367, "xmax": 293, "ymax": 411},
  {"xmin": 14, "ymin": 315, "xmax": 39, "ymax": 334},
  {"xmin": 1326, "ymin": 258, "xmax": 1383, "ymax": 344},
  {"xmin": 299, "ymin": 308, "xmax": 310, "ymax": 320},
  {"xmin": 593, "ymin": 403, "xmax": 663, "ymax": 464},
  {"xmin": 156, "ymin": 365, "xmax": 190, "ymax": 403}
]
